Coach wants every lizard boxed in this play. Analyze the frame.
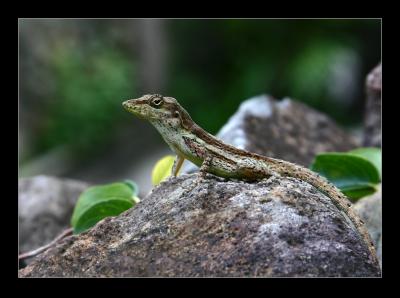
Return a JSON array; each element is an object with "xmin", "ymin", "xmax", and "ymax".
[{"xmin": 122, "ymin": 94, "xmax": 380, "ymax": 267}]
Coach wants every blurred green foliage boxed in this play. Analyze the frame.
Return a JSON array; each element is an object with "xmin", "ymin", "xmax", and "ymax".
[
  {"xmin": 35, "ymin": 41, "xmax": 135, "ymax": 157},
  {"xmin": 21, "ymin": 19, "xmax": 380, "ymax": 169},
  {"xmin": 167, "ymin": 19, "xmax": 380, "ymax": 133}
]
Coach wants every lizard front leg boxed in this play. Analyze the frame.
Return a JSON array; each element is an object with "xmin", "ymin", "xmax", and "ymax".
[
  {"xmin": 172, "ymin": 154, "xmax": 185, "ymax": 177},
  {"xmin": 198, "ymin": 155, "xmax": 213, "ymax": 179},
  {"xmin": 186, "ymin": 155, "xmax": 213, "ymax": 192},
  {"xmin": 177, "ymin": 155, "xmax": 213, "ymax": 199}
]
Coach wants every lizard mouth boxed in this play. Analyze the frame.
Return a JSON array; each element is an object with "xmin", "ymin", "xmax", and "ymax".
[
  {"xmin": 122, "ymin": 99, "xmax": 134, "ymax": 111},
  {"xmin": 122, "ymin": 100, "xmax": 145, "ymax": 119}
]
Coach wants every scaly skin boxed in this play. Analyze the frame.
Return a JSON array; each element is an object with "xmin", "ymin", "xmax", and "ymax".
[{"xmin": 122, "ymin": 94, "xmax": 380, "ymax": 267}]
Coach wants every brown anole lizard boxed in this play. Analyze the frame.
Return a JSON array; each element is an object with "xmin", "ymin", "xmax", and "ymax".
[{"xmin": 122, "ymin": 94, "xmax": 379, "ymax": 267}]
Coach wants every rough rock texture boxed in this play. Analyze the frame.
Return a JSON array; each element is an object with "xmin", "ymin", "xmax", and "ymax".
[
  {"xmin": 363, "ymin": 63, "xmax": 381, "ymax": 148},
  {"xmin": 19, "ymin": 176, "xmax": 89, "ymax": 265},
  {"xmin": 183, "ymin": 95, "xmax": 359, "ymax": 173},
  {"xmin": 19, "ymin": 174, "xmax": 380, "ymax": 277},
  {"xmin": 354, "ymin": 185, "xmax": 382, "ymax": 267}
]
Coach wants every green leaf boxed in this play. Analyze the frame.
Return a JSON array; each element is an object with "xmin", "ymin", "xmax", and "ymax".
[
  {"xmin": 152, "ymin": 155, "xmax": 175, "ymax": 186},
  {"xmin": 71, "ymin": 182, "xmax": 137, "ymax": 234},
  {"xmin": 339, "ymin": 184, "xmax": 377, "ymax": 199},
  {"xmin": 348, "ymin": 147, "xmax": 382, "ymax": 179},
  {"xmin": 310, "ymin": 153, "xmax": 380, "ymax": 201},
  {"xmin": 123, "ymin": 179, "xmax": 139, "ymax": 196},
  {"xmin": 132, "ymin": 195, "xmax": 141, "ymax": 204}
]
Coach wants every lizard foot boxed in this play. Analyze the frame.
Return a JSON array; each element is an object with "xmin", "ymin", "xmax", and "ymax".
[{"xmin": 177, "ymin": 173, "xmax": 206, "ymax": 199}]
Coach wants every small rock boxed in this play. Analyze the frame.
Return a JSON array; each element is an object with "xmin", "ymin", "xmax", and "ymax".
[
  {"xmin": 19, "ymin": 174, "xmax": 380, "ymax": 277},
  {"xmin": 363, "ymin": 63, "xmax": 381, "ymax": 148},
  {"xmin": 353, "ymin": 185, "xmax": 382, "ymax": 266},
  {"xmin": 19, "ymin": 175, "xmax": 89, "ymax": 265}
]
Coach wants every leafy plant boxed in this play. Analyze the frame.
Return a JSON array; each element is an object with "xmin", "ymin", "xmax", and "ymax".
[
  {"xmin": 36, "ymin": 42, "xmax": 135, "ymax": 158},
  {"xmin": 71, "ymin": 180, "xmax": 140, "ymax": 234},
  {"xmin": 152, "ymin": 155, "xmax": 175, "ymax": 186},
  {"xmin": 348, "ymin": 147, "xmax": 381, "ymax": 179},
  {"xmin": 310, "ymin": 147, "xmax": 381, "ymax": 201}
]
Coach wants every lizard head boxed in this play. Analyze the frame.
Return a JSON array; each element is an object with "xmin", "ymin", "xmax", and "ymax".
[{"xmin": 123, "ymin": 94, "xmax": 194, "ymax": 132}]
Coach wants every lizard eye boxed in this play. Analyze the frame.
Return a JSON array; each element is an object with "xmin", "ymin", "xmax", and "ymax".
[
  {"xmin": 150, "ymin": 96, "xmax": 163, "ymax": 108},
  {"xmin": 174, "ymin": 110, "xmax": 180, "ymax": 118}
]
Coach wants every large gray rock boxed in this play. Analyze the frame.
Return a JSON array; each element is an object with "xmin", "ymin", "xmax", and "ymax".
[
  {"xmin": 183, "ymin": 95, "xmax": 359, "ymax": 174},
  {"xmin": 19, "ymin": 174, "xmax": 380, "ymax": 277},
  {"xmin": 19, "ymin": 175, "xmax": 89, "ymax": 264}
]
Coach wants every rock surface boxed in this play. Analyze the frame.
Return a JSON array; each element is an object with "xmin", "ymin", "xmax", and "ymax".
[
  {"xmin": 19, "ymin": 175, "xmax": 89, "ymax": 265},
  {"xmin": 19, "ymin": 174, "xmax": 380, "ymax": 277},
  {"xmin": 354, "ymin": 185, "xmax": 382, "ymax": 266},
  {"xmin": 363, "ymin": 63, "xmax": 381, "ymax": 148},
  {"xmin": 183, "ymin": 95, "xmax": 359, "ymax": 173}
]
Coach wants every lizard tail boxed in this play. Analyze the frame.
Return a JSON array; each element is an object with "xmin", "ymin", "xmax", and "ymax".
[{"xmin": 272, "ymin": 160, "xmax": 380, "ymax": 268}]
